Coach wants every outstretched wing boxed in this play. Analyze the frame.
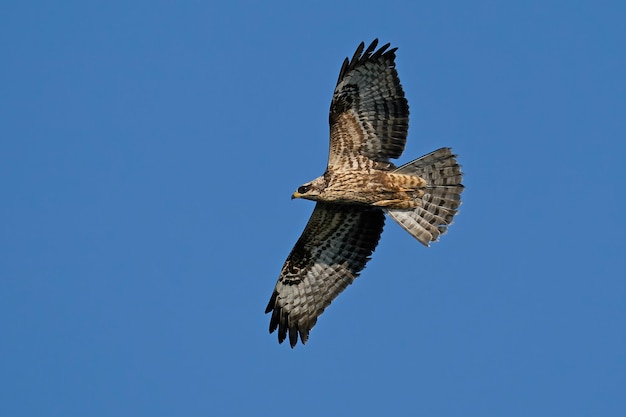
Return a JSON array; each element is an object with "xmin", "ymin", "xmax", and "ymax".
[
  {"xmin": 265, "ymin": 202, "xmax": 385, "ymax": 347},
  {"xmin": 328, "ymin": 39, "xmax": 409, "ymax": 171}
]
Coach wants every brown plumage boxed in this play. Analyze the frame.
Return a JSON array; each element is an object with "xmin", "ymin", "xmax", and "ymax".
[{"xmin": 265, "ymin": 40, "xmax": 464, "ymax": 347}]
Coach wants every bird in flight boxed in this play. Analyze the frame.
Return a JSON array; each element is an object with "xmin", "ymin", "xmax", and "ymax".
[{"xmin": 265, "ymin": 39, "xmax": 464, "ymax": 347}]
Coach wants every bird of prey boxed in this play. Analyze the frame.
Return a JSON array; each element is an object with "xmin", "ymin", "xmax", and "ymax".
[{"xmin": 265, "ymin": 39, "xmax": 464, "ymax": 347}]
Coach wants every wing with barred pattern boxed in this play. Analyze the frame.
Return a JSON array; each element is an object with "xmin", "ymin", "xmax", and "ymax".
[
  {"xmin": 265, "ymin": 202, "xmax": 385, "ymax": 347},
  {"xmin": 328, "ymin": 39, "xmax": 409, "ymax": 171}
]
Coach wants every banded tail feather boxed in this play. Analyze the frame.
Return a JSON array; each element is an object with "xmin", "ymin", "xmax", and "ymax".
[{"xmin": 385, "ymin": 148, "xmax": 464, "ymax": 246}]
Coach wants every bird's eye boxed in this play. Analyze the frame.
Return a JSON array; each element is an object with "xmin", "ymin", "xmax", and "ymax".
[{"xmin": 297, "ymin": 185, "xmax": 309, "ymax": 194}]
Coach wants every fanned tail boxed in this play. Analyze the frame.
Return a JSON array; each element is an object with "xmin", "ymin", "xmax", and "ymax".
[{"xmin": 385, "ymin": 148, "xmax": 464, "ymax": 246}]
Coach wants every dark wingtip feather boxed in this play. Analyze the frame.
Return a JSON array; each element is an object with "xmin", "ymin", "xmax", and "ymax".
[
  {"xmin": 265, "ymin": 290, "xmax": 277, "ymax": 314},
  {"xmin": 361, "ymin": 39, "xmax": 379, "ymax": 59},
  {"xmin": 336, "ymin": 57, "xmax": 350, "ymax": 85},
  {"xmin": 268, "ymin": 309, "xmax": 279, "ymax": 334},
  {"xmin": 299, "ymin": 328, "xmax": 310, "ymax": 346},
  {"xmin": 351, "ymin": 41, "xmax": 367, "ymax": 62},
  {"xmin": 277, "ymin": 313, "xmax": 288, "ymax": 344},
  {"xmin": 288, "ymin": 324, "xmax": 299, "ymax": 348},
  {"xmin": 336, "ymin": 39, "xmax": 398, "ymax": 86}
]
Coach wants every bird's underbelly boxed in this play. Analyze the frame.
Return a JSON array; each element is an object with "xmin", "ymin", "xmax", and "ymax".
[{"xmin": 322, "ymin": 171, "xmax": 426, "ymax": 207}]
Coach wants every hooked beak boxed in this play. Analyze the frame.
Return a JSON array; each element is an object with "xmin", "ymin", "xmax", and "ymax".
[{"xmin": 291, "ymin": 191, "xmax": 303, "ymax": 200}]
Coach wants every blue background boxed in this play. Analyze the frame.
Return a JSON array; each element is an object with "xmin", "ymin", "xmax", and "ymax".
[{"xmin": 2, "ymin": 1, "xmax": 625, "ymax": 415}]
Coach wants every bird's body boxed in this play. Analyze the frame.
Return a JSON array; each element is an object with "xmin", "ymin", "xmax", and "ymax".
[
  {"xmin": 295, "ymin": 169, "xmax": 426, "ymax": 208},
  {"xmin": 265, "ymin": 40, "xmax": 464, "ymax": 347}
]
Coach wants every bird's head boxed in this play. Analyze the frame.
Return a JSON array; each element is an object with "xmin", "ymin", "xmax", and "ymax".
[{"xmin": 292, "ymin": 176, "xmax": 325, "ymax": 201}]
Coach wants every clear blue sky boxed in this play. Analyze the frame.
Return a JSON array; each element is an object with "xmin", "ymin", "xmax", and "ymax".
[{"xmin": 1, "ymin": 1, "xmax": 625, "ymax": 416}]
